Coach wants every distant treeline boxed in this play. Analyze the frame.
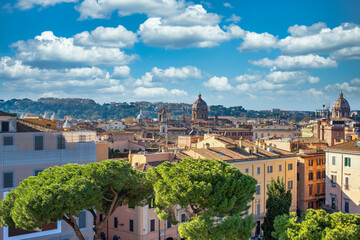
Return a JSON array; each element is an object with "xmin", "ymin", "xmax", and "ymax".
[{"xmin": 0, "ymin": 98, "xmax": 314, "ymax": 121}]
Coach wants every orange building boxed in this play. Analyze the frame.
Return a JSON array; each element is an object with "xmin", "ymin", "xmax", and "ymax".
[{"xmin": 297, "ymin": 150, "xmax": 326, "ymax": 214}]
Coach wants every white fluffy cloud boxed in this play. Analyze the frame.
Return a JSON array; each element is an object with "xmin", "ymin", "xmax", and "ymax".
[
  {"xmin": 74, "ymin": 25, "xmax": 138, "ymax": 48},
  {"xmin": 112, "ymin": 66, "xmax": 130, "ymax": 78},
  {"xmin": 134, "ymin": 66, "xmax": 202, "ymax": 86},
  {"xmin": 139, "ymin": 18, "xmax": 242, "ymax": 48},
  {"xmin": 278, "ymin": 23, "xmax": 360, "ymax": 54},
  {"xmin": 266, "ymin": 71, "xmax": 320, "ymax": 84},
  {"xmin": 11, "ymin": 31, "xmax": 136, "ymax": 67},
  {"xmin": 204, "ymin": 76, "xmax": 232, "ymax": 91},
  {"xmin": 134, "ymin": 87, "xmax": 187, "ymax": 97},
  {"xmin": 76, "ymin": 0, "xmax": 185, "ymax": 20},
  {"xmin": 250, "ymin": 54, "xmax": 338, "ymax": 70},
  {"xmin": 15, "ymin": 0, "xmax": 77, "ymax": 10},
  {"xmin": 325, "ymin": 78, "xmax": 360, "ymax": 93},
  {"xmin": 163, "ymin": 5, "xmax": 220, "ymax": 26},
  {"xmin": 330, "ymin": 46, "xmax": 360, "ymax": 61},
  {"xmin": 238, "ymin": 31, "xmax": 277, "ymax": 52},
  {"xmin": 235, "ymin": 74, "xmax": 262, "ymax": 83},
  {"xmin": 226, "ymin": 14, "xmax": 241, "ymax": 23},
  {"xmin": 223, "ymin": 3, "xmax": 233, "ymax": 8}
]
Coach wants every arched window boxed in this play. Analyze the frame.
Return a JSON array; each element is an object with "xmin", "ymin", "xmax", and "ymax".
[{"xmin": 113, "ymin": 234, "xmax": 119, "ymax": 240}]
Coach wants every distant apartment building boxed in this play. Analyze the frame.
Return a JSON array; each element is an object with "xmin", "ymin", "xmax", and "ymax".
[
  {"xmin": 97, "ymin": 132, "xmax": 145, "ymax": 152},
  {"xmin": 98, "ymin": 152, "xmax": 185, "ymax": 240},
  {"xmin": 0, "ymin": 111, "xmax": 97, "ymax": 240},
  {"xmin": 180, "ymin": 134, "xmax": 297, "ymax": 237},
  {"xmin": 212, "ymin": 127, "xmax": 253, "ymax": 141},
  {"xmin": 297, "ymin": 150, "xmax": 326, "ymax": 214},
  {"xmin": 252, "ymin": 124, "xmax": 301, "ymax": 140},
  {"xmin": 325, "ymin": 140, "xmax": 360, "ymax": 214}
]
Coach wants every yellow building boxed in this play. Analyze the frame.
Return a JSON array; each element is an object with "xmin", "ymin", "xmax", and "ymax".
[{"xmin": 180, "ymin": 135, "xmax": 297, "ymax": 236}]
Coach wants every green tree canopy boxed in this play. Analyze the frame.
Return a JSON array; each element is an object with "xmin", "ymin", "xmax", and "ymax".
[
  {"xmin": 146, "ymin": 158, "xmax": 257, "ymax": 240},
  {"xmin": 262, "ymin": 177, "xmax": 292, "ymax": 240},
  {"xmin": 272, "ymin": 209, "xmax": 360, "ymax": 240},
  {"xmin": 0, "ymin": 160, "xmax": 153, "ymax": 240}
]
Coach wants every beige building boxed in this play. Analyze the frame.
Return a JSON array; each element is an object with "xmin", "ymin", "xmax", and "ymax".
[
  {"xmin": 0, "ymin": 111, "xmax": 97, "ymax": 240},
  {"xmin": 99, "ymin": 152, "xmax": 185, "ymax": 240},
  {"xmin": 181, "ymin": 135, "xmax": 297, "ymax": 236},
  {"xmin": 252, "ymin": 124, "xmax": 301, "ymax": 140},
  {"xmin": 325, "ymin": 140, "xmax": 360, "ymax": 214}
]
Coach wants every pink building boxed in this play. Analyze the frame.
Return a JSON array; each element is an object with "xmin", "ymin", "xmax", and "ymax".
[
  {"xmin": 0, "ymin": 111, "xmax": 97, "ymax": 240},
  {"xmin": 98, "ymin": 132, "xmax": 145, "ymax": 152}
]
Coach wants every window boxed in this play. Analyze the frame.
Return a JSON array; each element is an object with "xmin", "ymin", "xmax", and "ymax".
[
  {"xmin": 288, "ymin": 180, "xmax": 293, "ymax": 190},
  {"xmin": 256, "ymin": 185, "xmax": 261, "ymax": 195},
  {"xmin": 57, "ymin": 135, "xmax": 66, "ymax": 149},
  {"xmin": 331, "ymin": 175, "xmax": 337, "ymax": 187},
  {"xmin": 1, "ymin": 121, "xmax": 10, "ymax": 132},
  {"xmin": 3, "ymin": 136, "xmax": 14, "ymax": 146},
  {"xmin": 34, "ymin": 169, "xmax": 43, "ymax": 176},
  {"xmin": 322, "ymin": 158, "xmax": 326, "ymax": 164},
  {"xmin": 309, "ymin": 159, "xmax": 313, "ymax": 166},
  {"xmin": 79, "ymin": 211, "xmax": 86, "ymax": 229},
  {"xmin": 344, "ymin": 200, "xmax": 350, "ymax": 213},
  {"xmin": 150, "ymin": 219, "xmax": 155, "ymax": 232},
  {"xmin": 114, "ymin": 217, "xmax": 118, "ymax": 228},
  {"xmin": 322, "ymin": 171, "xmax": 326, "ymax": 179},
  {"xmin": 167, "ymin": 220, "xmax": 171, "ymax": 229},
  {"xmin": 345, "ymin": 177, "xmax": 349, "ymax": 190},
  {"xmin": 245, "ymin": 168, "xmax": 249, "ymax": 174},
  {"xmin": 308, "ymin": 172, "xmax": 313, "ymax": 181},
  {"xmin": 316, "ymin": 171, "xmax": 321, "ymax": 180},
  {"xmin": 3, "ymin": 172, "xmax": 14, "ymax": 188},
  {"xmin": 99, "ymin": 214, "xmax": 103, "ymax": 222},
  {"xmin": 181, "ymin": 214, "xmax": 186, "ymax": 223},
  {"xmin": 267, "ymin": 165, "xmax": 273, "ymax": 173},
  {"xmin": 34, "ymin": 135, "xmax": 44, "ymax": 150},
  {"xmin": 317, "ymin": 183, "xmax": 321, "ymax": 194},
  {"xmin": 331, "ymin": 196, "xmax": 336, "ymax": 207},
  {"xmin": 257, "ymin": 167, "xmax": 261, "ymax": 175},
  {"xmin": 344, "ymin": 157, "xmax": 351, "ymax": 167},
  {"xmin": 316, "ymin": 158, "xmax": 321, "ymax": 165},
  {"xmin": 322, "ymin": 183, "xmax": 325, "ymax": 193},
  {"xmin": 297, "ymin": 172, "xmax": 300, "ymax": 181},
  {"xmin": 256, "ymin": 201, "xmax": 261, "ymax": 216},
  {"xmin": 129, "ymin": 220, "xmax": 134, "ymax": 232},
  {"xmin": 279, "ymin": 164, "xmax": 282, "ymax": 172},
  {"xmin": 288, "ymin": 163, "xmax": 293, "ymax": 171},
  {"xmin": 308, "ymin": 201, "xmax": 313, "ymax": 209},
  {"xmin": 128, "ymin": 205, "xmax": 135, "ymax": 209},
  {"xmin": 79, "ymin": 135, "xmax": 86, "ymax": 143},
  {"xmin": 332, "ymin": 156, "xmax": 336, "ymax": 165}
]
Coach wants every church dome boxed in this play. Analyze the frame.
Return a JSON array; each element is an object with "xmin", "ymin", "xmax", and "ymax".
[
  {"xmin": 136, "ymin": 110, "xmax": 145, "ymax": 119},
  {"xmin": 192, "ymin": 94, "xmax": 208, "ymax": 110},
  {"xmin": 332, "ymin": 91, "xmax": 350, "ymax": 111}
]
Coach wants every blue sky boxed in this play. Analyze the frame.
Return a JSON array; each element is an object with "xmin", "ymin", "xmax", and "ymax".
[{"xmin": 0, "ymin": 0, "xmax": 359, "ymax": 110}]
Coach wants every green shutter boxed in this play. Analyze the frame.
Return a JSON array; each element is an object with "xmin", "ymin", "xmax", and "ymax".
[
  {"xmin": 349, "ymin": 158, "xmax": 351, "ymax": 167},
  {"xmin": 345, "ymin": 158, "xmax": 348, "ymax": 166}
]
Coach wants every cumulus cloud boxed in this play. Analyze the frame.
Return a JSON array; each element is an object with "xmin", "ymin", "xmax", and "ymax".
[
  {"xmin": 139, "ymin": 18, "xmax": 242, "ymax": 48},
  {"xmin": 235, "ymin": 74, "xmax": 262, "ymax": 83},
  {"xmin": 112, "ymin": 66, "xmax": 130, "ymax": 78},
  {"xmin": 238, "ymin": 31, "xmax": 277, "ymax": 52},
  {"xmin": 76, "ymin": 0, "xmax": 185, "ymax": 20},
  {"xmin": 223, "ymin": 3, "xmax": 233, "ymax": 8},
  {"xmin": 304, "ymin": 88, "xmax": 324, "ymax": 97},
  {"xmin": 133, "ymin": 87, "xmax": 187, "ymax": 97},
  {"xmin": 250, "ymin": 54, "xmax": 338, "ymax": 70},
  {"xmin": 15, "ymin": 0, "xmax": 77, "ymax": 10},
  {"xmin": 330, "ymin": 46, "xmax": 360, "ymax": 61},
  {"xmin": 226, "ymin": 14, "xmax": 241, "ymax": 23},
  {"xmin": 278, "ymin": 23, "xmax": 360, "ymax": 54},
  {"xmin": 74, "ymin": 25, "xmax": 138, "ymax": 48},
  {"xmin": 163, "ymin": 5, "xmax": 220, "ymax": 26},
  {"xmin": 266, "ymin": 71, "xmax": 320, "ymax": 84},
  {"xmin": 236, "ymin": 80, "xmax": 282, "ymax": 92},
  {"xmin": 325, "ymin": 78, "xmax": 360, "ymax": 93},
  {"xmin": 151, "ymin": 66, "xmax": 202, "ymax": 79},
  {"xmin": 11, "ymin": 31, "xmax": 136, "ymax": 67},
  {"xmin": 204, "ymin": 76, "xmax": 232, "ymax": 91},
  {"xmin": 133, "ymin": 66, "xmax": 202, "ymax": 86}
]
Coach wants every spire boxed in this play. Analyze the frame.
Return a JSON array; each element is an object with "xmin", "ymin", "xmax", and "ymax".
[
  {"xmin": 198, "ymin": 93, "xmax": 202, "ymax": 99},
  {"xmin": 339, "ymin": 90, "xmax": 343, "ymax": 99}
]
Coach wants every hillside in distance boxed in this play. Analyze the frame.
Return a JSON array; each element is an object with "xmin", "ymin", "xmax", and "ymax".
[{"xmin": 0, "ymin": 98, "xmax": 312, "ymax": 121}]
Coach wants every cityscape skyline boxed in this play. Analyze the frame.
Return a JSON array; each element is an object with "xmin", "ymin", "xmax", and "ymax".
[{"xmin": 0, "ymin": 0, "xmax": 359, "ymax": 111}]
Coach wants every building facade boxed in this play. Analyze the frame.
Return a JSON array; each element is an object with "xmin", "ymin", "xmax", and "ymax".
[
  {"xmin": 252, "ymin": 124, "xmax": 301, "ymax": 141},
  {"xmin": 325, "ymin": 140, "xmax": 360, "ymax": 214},
  {"xmin": 0, "ymin": 111, "xmax": 97, "ymax": 240}
]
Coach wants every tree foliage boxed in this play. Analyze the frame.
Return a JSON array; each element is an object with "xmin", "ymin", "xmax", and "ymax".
[
  {"xmin": 272, "ymin": 209, "xmax": 360, "ymax": 240},
  {"xmin": 146, "ymin": 158, "xmax": 257, "ymax": 240},
  {"xmin": 262, "ymin": 177, "xmax": 292, "ymax": 240},
  {"xmin": 0, "ymin": 160, "xmax": 153, "ymax": 240}
]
